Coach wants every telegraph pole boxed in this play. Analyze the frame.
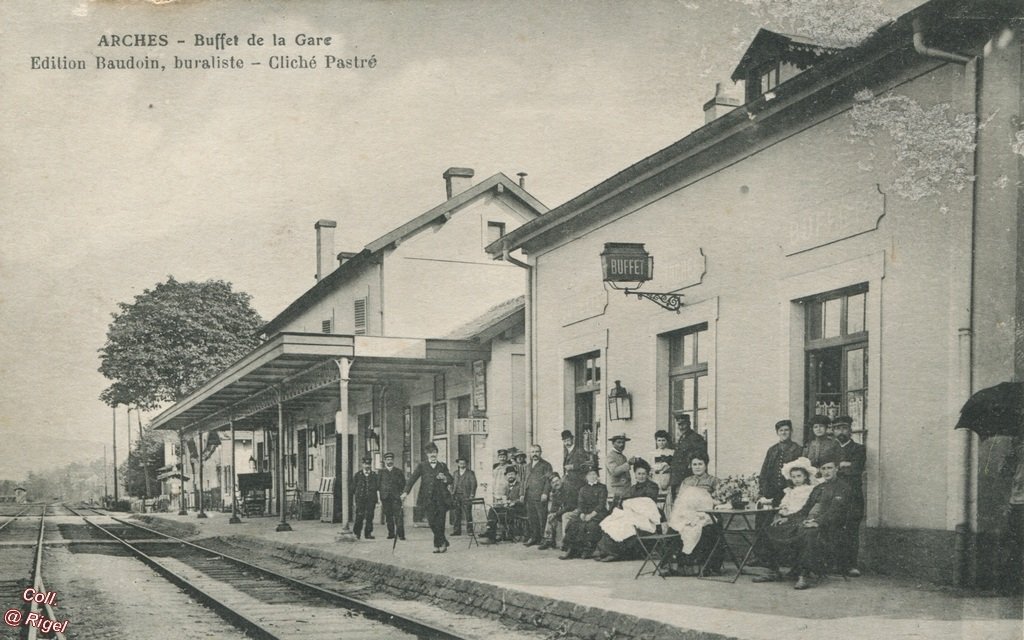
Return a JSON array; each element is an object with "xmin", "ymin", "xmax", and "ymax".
[
  {"xmin": 138, "ymin": 409, "xmax": 150, "ymax": 514},
  {"xmin": 103, "ymin": 444, "xmax": 108, "ymax": 503},
  {"xmin": 112, "ymin": 407, "xmax": 119, "ymax": 504}
]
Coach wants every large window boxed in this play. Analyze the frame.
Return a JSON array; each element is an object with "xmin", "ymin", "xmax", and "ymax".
[
  {"xmin": 570, "ymin": 351, "xmax": 601, "ymax": 455},
  {"xmin": 666, "ymin": 324, "xmax": 709, "ymax": 441},
  {"xmin": 804, "ymin": 285, "xmax": 868, "ymax": 439}
]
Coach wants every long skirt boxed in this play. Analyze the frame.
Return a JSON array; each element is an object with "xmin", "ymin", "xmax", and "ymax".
[
  {"xmin": 596, "ymin": 533, "xmax": 642, "ymax": 559},
  {"xmin": 564, "ymin": 514, "xmax": 603, "ymax": 554}
]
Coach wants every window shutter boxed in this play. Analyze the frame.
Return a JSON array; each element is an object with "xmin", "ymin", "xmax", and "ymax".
[{"xmin": 354, "ymin": 298, "xmax": 367, "ymax": 335}]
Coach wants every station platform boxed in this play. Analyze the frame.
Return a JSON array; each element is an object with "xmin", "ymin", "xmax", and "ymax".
[{"xmin": 132, "ymin": 510, "xmax": 1022, "ymax": 640}]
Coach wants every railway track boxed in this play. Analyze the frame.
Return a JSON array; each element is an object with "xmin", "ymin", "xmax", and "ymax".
[{"xmin": 63, "ymin": 506, "xmax": 468, "ymax": 639}]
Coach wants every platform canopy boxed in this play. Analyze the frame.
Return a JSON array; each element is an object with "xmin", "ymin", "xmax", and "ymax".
[{"xmin": 149, "ymin": 332, "xmax": 489, "ymax": 437}]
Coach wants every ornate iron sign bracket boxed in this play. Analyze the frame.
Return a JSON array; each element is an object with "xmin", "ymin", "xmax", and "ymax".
[{"xmin": 624, "ymin": 288, "xmax": 684, "ymax": 313}]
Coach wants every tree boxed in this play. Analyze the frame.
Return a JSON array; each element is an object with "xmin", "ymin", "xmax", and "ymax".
[{"xmin": 98, "ymin": 276, "xmax": 264, "ymax": 410}]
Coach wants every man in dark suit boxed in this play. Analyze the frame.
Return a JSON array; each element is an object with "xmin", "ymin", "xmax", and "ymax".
[
  {"xmin": 562, "ymin": 429, "xmax": 590, "ymax": 514},
  {"xmin": 668, "ymin": 412, "xmax": 707, "ymax": 496},
  {"xmin": 450, "ymin": 457, "xmax": 477, "ymax": 536},
  {"xmin": 352, "ymin": 456, "xmax": 379, "ymax": 540},
  {"xmin": 401, "ymin": 442, "xmax": 453, "ymax": 553},
  {"xmin": 378, "ymin": 452, "xmax": 406, "ymax": 540},
  {"xmin": 833, "ymin": 415, "xmax": 866, "ymax": 577},
  {"xmin": 522, "ymin": 444, "xmax": 554, "ymax": 546},
  {"xmin": 753, "ymin": 456, "xmax": 853, "ymax": 589}
]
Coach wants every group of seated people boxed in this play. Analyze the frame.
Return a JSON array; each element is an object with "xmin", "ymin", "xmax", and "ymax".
[{"xmin": 480, "ymin": 415, "xmax": 864, "ymax": 591}]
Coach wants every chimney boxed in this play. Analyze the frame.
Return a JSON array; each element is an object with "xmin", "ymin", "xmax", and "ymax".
[
  {"xmin": 703, "ymin": 82, "xmax": 742, "ymax": 124},
  {"xmin": 337, "ymin": 251, "xmax": 358, "ymax": 267},
  {"xmin": 443, "ymin": 167, "xmax": 474, "ymax": 199},
  {"xmin": 517, "ymin": 172, "xmax": 528, "ymax": 188},
  {"xmin": 315, "ymin": 219, "xmax": 337, "ymax": 281}
]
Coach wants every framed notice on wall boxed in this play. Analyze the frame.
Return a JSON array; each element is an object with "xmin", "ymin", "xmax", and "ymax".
[
  {"xmin": 472, "ymin": 359, "xmax": 487, "ymax": 413},
  {"xmin": 432, "ymin": 402, "xmax": 447, "ymax": 436},
  {"xmin": 403, "ymin": 406, "xmax": 412, "ymax": 471},
  {"xmin": 434, "ymin": 373, "xmax": 446, "ymax": 401}
]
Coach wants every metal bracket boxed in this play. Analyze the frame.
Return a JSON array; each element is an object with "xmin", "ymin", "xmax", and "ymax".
[{"xmin": 623, "ymin": 289, "xmax": 684, "ymax": 313}]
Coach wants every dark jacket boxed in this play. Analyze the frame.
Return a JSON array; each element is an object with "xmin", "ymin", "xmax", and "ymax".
[
  {"xmin": 620, "ymin": 479, "xmax": 661, "ymax": 505},
  {"xmin": 836, "ymin": 439, "xmax": 866, "ymax": 518},
  {"xmin": 352, "ymin": 470, "xmax": 379, "ymax": 506},
  {"xmin": 575, "ymin": 482, "xmax": 609, "ymax": 518},
  {"xmin": 523, "ymin": 458, "xmax": 553, "ymax": 502},
  {"xmin": 563, "ymin": 445, "xmax": 591, "ymax": 485},
  {"xmin": 505, "ymin": 479, "xmax": 525, "ymax": 504},
  {"xmin": 669, "ymin": 429, "xmax": 708, "ymax": 488},
  {"xmin": 792, "ymin": 477, "xmax": 851, "ymax": 529},
  {"xmin": 451, "ymin": 468, "xmax": 477, "ymax": 499},
  {"xmin": 403, "ymin": 460, "xmax": 453, "ymax": 511},
  {"xmin": 758, "ymin": 440, "xmax": 803, "ymax": 502},
  {"xmin": 803, "ymin": 437, "xmax": 840, "ymax": 469},
  {"xmin": 548, "ymin": 482, "xmax": 571, "ymax": 516},
  {"xmin": 379, "ymin": 466, "xmax": 405, "ymax": 501}
]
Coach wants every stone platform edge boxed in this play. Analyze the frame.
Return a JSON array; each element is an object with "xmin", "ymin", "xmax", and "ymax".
[{"xmin": 215, "ymin": 533, "xmax": 740, "ymax": 640}]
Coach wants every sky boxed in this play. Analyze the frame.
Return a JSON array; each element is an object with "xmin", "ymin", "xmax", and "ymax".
[{"xmin": 0, "ymin": 0, "xmax": 922, "ymax": 479}]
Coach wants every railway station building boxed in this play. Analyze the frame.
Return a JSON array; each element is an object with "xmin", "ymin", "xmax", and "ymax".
[
  {"xmin": 152, "ymin": 168, "xmax": 545, "ymax": 526},
  {"xmin": 487, "ymin": 0, "xmax": 1022, "ymax": 587}
]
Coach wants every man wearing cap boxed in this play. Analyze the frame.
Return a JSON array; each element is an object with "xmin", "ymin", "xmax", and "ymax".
[
  {"xmin": 803, "ymin": 415, "xmax": 839, "ymax": 469},
  {"xmin": 757, "ymin": 420, "xmax": 804, "ymax": 509},
  {"xmin": 352, "ymin": 456, "xmax": 380, "ymax": 540},
  {"xmin": 833, "ymin": 416, "xmax": 866, "ymax": 577},
  {"xmin": 379, "ymin": 452, "xmax": 406, "ymax": 540},
  {"xmin": 668, "ymin": 412, "xmax": 708, "ymax": 496},
  {"xmin": 606, "ymin": 434, "xmax": 632, "ymax": 502},
  {"xmin": 450, "ymin": 457, "xmax": 477, "ymax": 536},
  {"xmin": 522, "ymin": 444, "xmax": 554, "ymax": 546},
  {"xmin": 492, "ymin": 449, "xmax": 510, "ymax": 504}
]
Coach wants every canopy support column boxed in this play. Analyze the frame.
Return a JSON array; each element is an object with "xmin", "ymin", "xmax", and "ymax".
[
  {"xmin": 229, "ymin": 418, "xmax": 241, "ymax": 524},
  {"xmin": 276, "ymin": 393, "xmax": 292, "ymax": 532},
  {"xmin": 177, "ymin": 430, "xmax": 187, "ymax": 515},
  {"xmin": 196, "ymin": 430, "xmax": 207, "ymax": 518},
  {"xmin": 336, "ymin": 357, "xmax": 352, "ymax": 531}
]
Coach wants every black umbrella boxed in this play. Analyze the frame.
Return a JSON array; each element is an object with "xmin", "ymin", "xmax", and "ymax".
[{"xmin": 955, "ymin": 381, "xmax": 1024, "ymax": 439}]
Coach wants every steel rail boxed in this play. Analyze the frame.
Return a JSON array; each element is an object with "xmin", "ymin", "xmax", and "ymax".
[
  {"xmin": 67, "ymin": 506, "xmax": 470, "ymax": 640},
  {"xmin": 0, "ymin": 505, "xmax": 32, "ymax": 533},
  {"xmin": 26, "ymin": 504, "xmax": 66, "ymax": 640}
]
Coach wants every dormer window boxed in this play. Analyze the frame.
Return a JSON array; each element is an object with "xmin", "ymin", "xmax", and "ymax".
[
  {"xmin": 732, "ymin": 29, "xmax": 846, "ymax": 105},
  {"xmin": 759, "ymin": 64, "xmax": 780, "ymax": 95}
]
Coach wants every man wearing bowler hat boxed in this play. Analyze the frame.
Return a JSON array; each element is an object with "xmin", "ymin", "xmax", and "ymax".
[
  {"xmin": 668, "ymin": 411, "xmax": 707, "ymax": 496},
  {"xmin": 379, "ymin": 452, "xmax": 406, "ymax": 540},
  {"xmin": 606, "ymin": 433, "xmax": 632, "ymax": 502},
  {"xmin": 352, "ymin": 456, "xmax": 380, "ymax": 540}
]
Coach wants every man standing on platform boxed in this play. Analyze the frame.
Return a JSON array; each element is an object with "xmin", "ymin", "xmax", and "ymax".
[
  {"xmin": 379, "ymin": 452, "xmax": 405, "ymax": 540},
  {"xmin": 758, "ymin": 420, "xmax": 804, "ymax": 508},
  {"xmin": 450, "ymin": 457, "xmax": 477, "ymax": 536},
  {"xmin": 352, "ymin": 456, "xmax": 379, "ymax": 540},
  {"xmin": 833, "ymin": 415, "xmax": 866, "ymax": 577},
  {"xmin": 523, "ymin": 444, "xmax": 553, "ymax": 546},
  {"xmin": 606, "ymin": 434, "xmax": 632, "ymax": 503},
  {"xmin": 491, "ymin": 449, "xmax": 510, "ymax": 504},
  {"xmin": 669, "ymin": 412, "xmax": 707, "ymax": 498},
  {"xmin": 562, "ymin": 430, "xmax": 590, "ymax": 513}
]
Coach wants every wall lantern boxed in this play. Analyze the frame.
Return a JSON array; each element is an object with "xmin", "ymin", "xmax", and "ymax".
[
  {"xmin": 600, "ymin": 243, "xmax": 684, "ymax": 312},
  {"xmin": 608, "ymin": 380, "xmax": 633, "ymax": 421}
]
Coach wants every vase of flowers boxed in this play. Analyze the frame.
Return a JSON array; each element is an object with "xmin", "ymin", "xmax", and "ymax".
[{"xmin": 712, "ymin": 474, "xmax": 760, "ymax": 509}]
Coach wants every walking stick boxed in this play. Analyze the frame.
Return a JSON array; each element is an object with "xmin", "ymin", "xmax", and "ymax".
[{"xmin": 392, "ymin": 498, "xmax": 403, "ymax": 554}]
